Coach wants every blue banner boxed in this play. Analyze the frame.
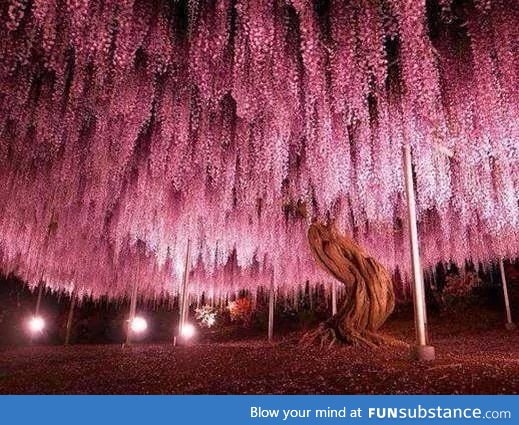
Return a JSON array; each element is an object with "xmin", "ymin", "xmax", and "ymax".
[{"xmin": 1, "ymin": 395, "xmax": 516, "ymax": 424}]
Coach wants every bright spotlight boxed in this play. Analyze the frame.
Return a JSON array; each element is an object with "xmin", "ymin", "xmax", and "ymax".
[
  {"xmin": 181, "ymin": 323, "xmax": 196, "ymax": 339},
  {"xmin": 28, "ymin": 316, "xmax": 45, "ymax": 333},
  {"xmin": 130, "ymin": 316, "xmax": 148, "ymax": 333}
]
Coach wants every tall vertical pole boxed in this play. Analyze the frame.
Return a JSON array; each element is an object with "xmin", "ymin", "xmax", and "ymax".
[
  {"xmin": 65, "ymin": 292, "xmax": 76, "ymax": 345},
  {"xmin": 499, "ymin": 259, "xmax": 516, "ymax": 330},
  {"xmin": 30, "ymin": 283, "xmax": 44, "ymax": 344},
  {"xmin": 35, "ymin": 283, "xmax": 43, "ymax": 316},
  {"xmin": 331, "ymin": 281, "xmax": 338, "ymax": 316},
  {"xmin": 403, "ymin": 144, "xmax": 435, "ymax": 361},
  {"xmin": 125, "ymin": 281, "xmax": 138, "ymax": 346},
  {"xmin": 179, "ymin": 239, "xmax": 192, "ymax": 338},
  {"xmin": 268, "ymin": 269, "xmax": 275, "ymax": 341}
]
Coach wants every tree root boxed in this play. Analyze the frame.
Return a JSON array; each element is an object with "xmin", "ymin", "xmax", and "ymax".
[
  {"xmin": 300, "ymin": 323, "xmax": 339, "ymax": 350},
  {"xmin": 299, "ymin": 321, "xmax": 408, "ymax": 350},
  {"xmin": 303, "ymin": 222, "xmax": 398, "ymax": 351}
]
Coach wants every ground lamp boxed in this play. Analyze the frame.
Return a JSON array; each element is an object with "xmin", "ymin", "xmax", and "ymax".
[
  {"xmin": 130, "ymin": 316, "xmax": 148, "ymax": 333},
  {"xmin": 28, "ymin": 316, "xmax": 45, "ymax": 334},
  {"xmin": 180, "ymin": 323, "xmax": 196, "ymax": 339}
]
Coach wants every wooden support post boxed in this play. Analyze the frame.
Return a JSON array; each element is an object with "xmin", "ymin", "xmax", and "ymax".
[
  {"xmin": 403, "ymin": 144, "xmax": 435, "ymax": 361},
  {"xmin": 499, "ymin": 259, "xmax": 516, "ymax": 331},
  {"xmin": 65, "ymin": 292, "xmax": 76, "ymax": 345}
]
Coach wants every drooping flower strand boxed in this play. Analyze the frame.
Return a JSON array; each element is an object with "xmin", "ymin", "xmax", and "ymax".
[{"xmin": 0, "ymin": 0, "xmax": 516, "ymax": 300}]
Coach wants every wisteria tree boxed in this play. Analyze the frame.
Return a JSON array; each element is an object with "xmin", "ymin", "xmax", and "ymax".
[
  {"xmin": 0, "ymin": 0, "xmax": 517, "ymax": 321},
  {"xmin": 303, "ymin": 221, "xmax": 395, "ymax": 347}
]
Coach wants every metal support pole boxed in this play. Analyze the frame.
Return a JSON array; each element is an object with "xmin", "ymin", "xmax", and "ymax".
[
  {"xmin": 30, "ymin": 283, "xmax": 44, "ymax": 344},
  {"xmin": 178, "ymin": 239, "xmax": 192, "ymax": 339},
  {"xmin": 35, "ymin": 283, "xmax": 43, "ymax": 316},
  {"xmin": 331, "ymin": 281, "xmax": 338, "ymax": 316},
  {"xmin": 403, "ymin": 144, "xmax": 435, "ymax": 361},
  {"xmin": 65, "ymin": 292, "xmax": 76, "ymax": 345},
  {"xmin": 499, "ymin": 259, "xmax": 516, "ymax": 331},
  {"xmin": 125, "ymin": 281, "xmax": 138, "ymax": 346},
  {"xmin": 268, "ymin": 270, "xmax": 275, "ymax": 341}
]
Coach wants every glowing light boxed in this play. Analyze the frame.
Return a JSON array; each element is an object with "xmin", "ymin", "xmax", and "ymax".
[
  {"xmin": 207, "ymin": 316, "xmax": 216, "ymax": 327},
  {"xmin": 28, "ymin": 316, "xmax": 45, "ymax": 333},
  {"xmin": 130, "ymin": 316, "xmax": 148, "ymax": 333},
  {"xmin": 181, "ymin": 323, "xmax": 196, "ymax": 339}
]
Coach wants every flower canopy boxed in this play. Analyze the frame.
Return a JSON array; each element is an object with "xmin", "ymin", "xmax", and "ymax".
[{"xmin": 0, "ymin": 0, "xmax": 517, "ymax": 299}]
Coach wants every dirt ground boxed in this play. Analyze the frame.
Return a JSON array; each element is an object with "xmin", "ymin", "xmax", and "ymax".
[{"xmin": 1, "ymin": 310, "xmax": 518, "ymax": 394}]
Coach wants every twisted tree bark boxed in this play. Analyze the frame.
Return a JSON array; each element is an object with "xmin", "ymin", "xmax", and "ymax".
[{"xmin": 301, "ymin": 222, "xmax": 396, "ymax": 348}]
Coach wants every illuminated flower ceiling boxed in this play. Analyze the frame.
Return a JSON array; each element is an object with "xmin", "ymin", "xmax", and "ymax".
[{"xmin": 0, "ymin": 0, "xmax": 517, "ymax": 298}]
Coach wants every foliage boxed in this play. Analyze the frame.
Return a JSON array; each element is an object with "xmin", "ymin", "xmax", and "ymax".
[
  {"xmin": 227, "ymin": 298, "xmax": 253, "ymax": 327},
  {"xmin": 195, "ymin": 305, "xmax": 217, "ymax": 328},
  {"xmin": 443, "ymin": 271, "xmax": 482, "ymax": 298}
]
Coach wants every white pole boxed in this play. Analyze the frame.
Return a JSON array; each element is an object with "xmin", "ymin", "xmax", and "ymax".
[
  {"xmin": 35, "ymin": 283, "xmax": 43, "ymax": 316},
  {"xmin": 268, "ymin": 270, "xmax": 275, "ymax": 341},
  {"xmin": 499, "ymin": 259, "xmax": 516, "ymax": 330},
  {"xmin": 30, "ymin": 283, "xmax": 44, "ymax": 344},
  {"xmin": 65, "ymin": 292, "xmax": 76, "ymax": 345},
  {"xmin": 403, "ymin": 144, "xmax": 435, "ymax": 361},
  {"xmin": 125, "ymin": 281, "xmax": 138, "ymax": 345},
  {"xmin": 179, "ymin": 239, "xmax": 192, "ymax": 337},
  {"xmin": 331, "ymin": 281, "xmax": 338, "ymax": 316}
]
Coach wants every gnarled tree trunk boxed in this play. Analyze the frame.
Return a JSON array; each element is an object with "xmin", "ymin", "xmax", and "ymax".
[{"xmin": 301, "ymin": 222, "xmax": 396, "ymax": 348}]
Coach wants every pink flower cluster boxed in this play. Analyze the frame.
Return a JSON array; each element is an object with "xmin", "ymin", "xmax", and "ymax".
[{"xmin": 0, "ymin": 0, "xmax": 516, "ymax": 301}]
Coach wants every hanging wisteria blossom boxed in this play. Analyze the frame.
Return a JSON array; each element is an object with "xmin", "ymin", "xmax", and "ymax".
[{"xmin": 0, "ymin": 0, "xmax": 517, "ymax": 303}]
